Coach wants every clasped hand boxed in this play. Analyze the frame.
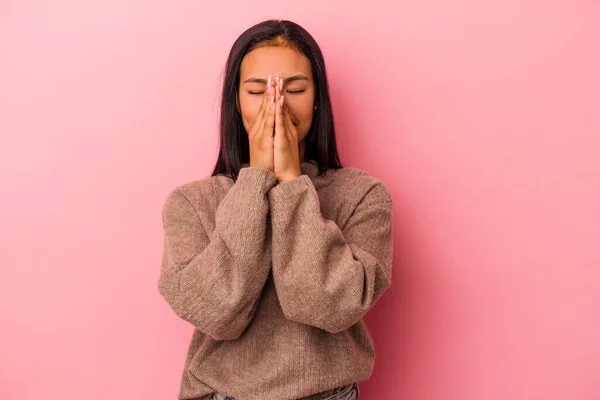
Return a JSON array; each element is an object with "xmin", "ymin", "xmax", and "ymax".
[{"xmin": 247, "ymin": 73, "xmax": 301, "ymax": 184}]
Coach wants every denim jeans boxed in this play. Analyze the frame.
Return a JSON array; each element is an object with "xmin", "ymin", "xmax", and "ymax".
[{"xmin": 211, "ymin": 382, "xmax": 360, "ymax": 400}]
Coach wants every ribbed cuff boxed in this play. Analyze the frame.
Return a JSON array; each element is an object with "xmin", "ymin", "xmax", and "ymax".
[
  {"xmin": 214, "ymin": 166, "xmax": 275, "ymax": 233},
  {"xmin": 268, "ymin": 174, "xmax": 312, "ymax": 204},
  {"xmin": 237, "ymin": 166, "xmax": 277, "ymax": 192}
]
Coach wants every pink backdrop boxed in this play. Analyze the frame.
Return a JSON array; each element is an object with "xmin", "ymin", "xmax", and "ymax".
[{"xmin": 1, "ymin": 1, "xmax": 599, "ymax": 399}]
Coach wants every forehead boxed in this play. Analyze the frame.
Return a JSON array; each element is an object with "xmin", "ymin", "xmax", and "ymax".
[{"xmin": 240, "ymin": 46, "xmax": 312, "ymax": 80}]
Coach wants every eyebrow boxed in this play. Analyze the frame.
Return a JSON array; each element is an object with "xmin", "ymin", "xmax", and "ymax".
[{"xmin": 243, "ymin": 74, "xmax": 309, "ymax": 84}]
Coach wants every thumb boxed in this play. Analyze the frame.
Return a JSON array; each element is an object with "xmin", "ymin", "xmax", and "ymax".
[{"xmin": 275, "ymin": 95, "xmax": 285, "ymax": 134}]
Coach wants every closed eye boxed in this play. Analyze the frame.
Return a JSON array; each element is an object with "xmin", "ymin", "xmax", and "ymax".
[{"xmin": 248, "ymin": 89, "xmax": 305, "ymax": 95}]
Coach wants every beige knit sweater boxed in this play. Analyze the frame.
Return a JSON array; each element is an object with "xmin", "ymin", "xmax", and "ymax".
[{"xmin": 158, "ymin": 159, "xmax": 394, "ymax": 400}]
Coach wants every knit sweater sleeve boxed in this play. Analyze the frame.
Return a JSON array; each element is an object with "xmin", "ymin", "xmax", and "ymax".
[
  {"xmin": 157, "ymin": 167, "xmax": 277, "ymax": 340},
  {"xmin": 268, "ymin": 174, "xmax": 393, "ymax": 333}
]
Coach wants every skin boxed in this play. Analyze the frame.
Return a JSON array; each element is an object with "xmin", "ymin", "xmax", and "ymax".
[{"xmin": 237, "ymin": 45, "xmax": 316, "ymax": 183}]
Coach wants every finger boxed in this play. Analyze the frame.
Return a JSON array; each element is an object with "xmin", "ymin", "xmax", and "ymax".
[
  {"xmin": 262, "ymin": 84, "xmax": 276, "ymax": 138},
  {"xmin": 250, "ymin": 91, "xmax": 268, "ymax": 140},
  {"xmin": 275, "ymin": 85, "xmax": 285, "ymax": 137},
  {"xmin": 254, "ymin": 75, "xmax": 272, "ymax": 131}
]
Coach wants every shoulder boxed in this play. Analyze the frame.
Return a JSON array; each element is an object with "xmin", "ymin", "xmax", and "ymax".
[
  {"xmin": 162, "ymin": 175, "xmax": 230, "ymax": 221},
  {"xmin": 324, "ymin": 166, "xmax": 392, "ymax": 205}
]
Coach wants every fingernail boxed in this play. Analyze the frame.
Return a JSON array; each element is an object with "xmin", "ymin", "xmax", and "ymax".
[{"xmin": 270, "ymin": 95, "xmax": 274, "ymax": 104}]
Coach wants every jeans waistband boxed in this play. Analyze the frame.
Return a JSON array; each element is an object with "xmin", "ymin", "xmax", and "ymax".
[{"xmin": 211, "ymin": 382, "xmax": 359, "ymax": 400}]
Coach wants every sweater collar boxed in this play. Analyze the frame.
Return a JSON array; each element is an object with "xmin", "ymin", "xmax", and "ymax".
[{"xmin": 300, "ymin": 159, "xmax": 319, "ymax": 177}]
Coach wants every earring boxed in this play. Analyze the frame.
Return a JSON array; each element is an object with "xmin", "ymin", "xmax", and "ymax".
[{"xmin": 314, "ymin": 105, "xmax": 318, "ymax": 110}]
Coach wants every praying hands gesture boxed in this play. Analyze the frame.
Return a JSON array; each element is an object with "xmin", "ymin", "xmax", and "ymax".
[
  {"xmin": 248, "ymin": 73, "xmax": 302, "ymax": 184},
  {"xmin": 272, "ymin": 74, "xmax": 301, "ymax": 183}
]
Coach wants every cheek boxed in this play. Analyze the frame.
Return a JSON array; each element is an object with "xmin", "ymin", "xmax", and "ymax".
[{"xmin": 286, "ymin": 98, "xmax": 314, "ymax": 128}]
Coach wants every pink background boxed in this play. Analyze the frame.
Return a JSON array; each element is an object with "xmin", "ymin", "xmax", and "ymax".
[{"xmin": 1, "ymin": 1, "xmax": 599, "ymax": 399}]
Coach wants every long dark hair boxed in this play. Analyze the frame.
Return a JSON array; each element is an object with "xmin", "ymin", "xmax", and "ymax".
[{"xmin": 210, "ymin": 19, "xmax": 343, "ymax": 181}]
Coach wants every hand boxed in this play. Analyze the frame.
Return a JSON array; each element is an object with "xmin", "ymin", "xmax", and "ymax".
[
  {"xmin": 273, "ymin": 75, "xmax": 301, "ymax": 183},
  {"xmin": 248, "ymin": 74, "xmax": 276, "ymax": 173}
]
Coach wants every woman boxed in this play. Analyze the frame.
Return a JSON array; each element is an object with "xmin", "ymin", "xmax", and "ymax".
[{"xmin": 158, "ymin": 19, "xmax": 393, "ymax": 400}]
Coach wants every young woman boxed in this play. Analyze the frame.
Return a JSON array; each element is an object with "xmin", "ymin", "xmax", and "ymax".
[{"xmin": 158, "ymin": 19, "xmax": 394, "ymax": 400}]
